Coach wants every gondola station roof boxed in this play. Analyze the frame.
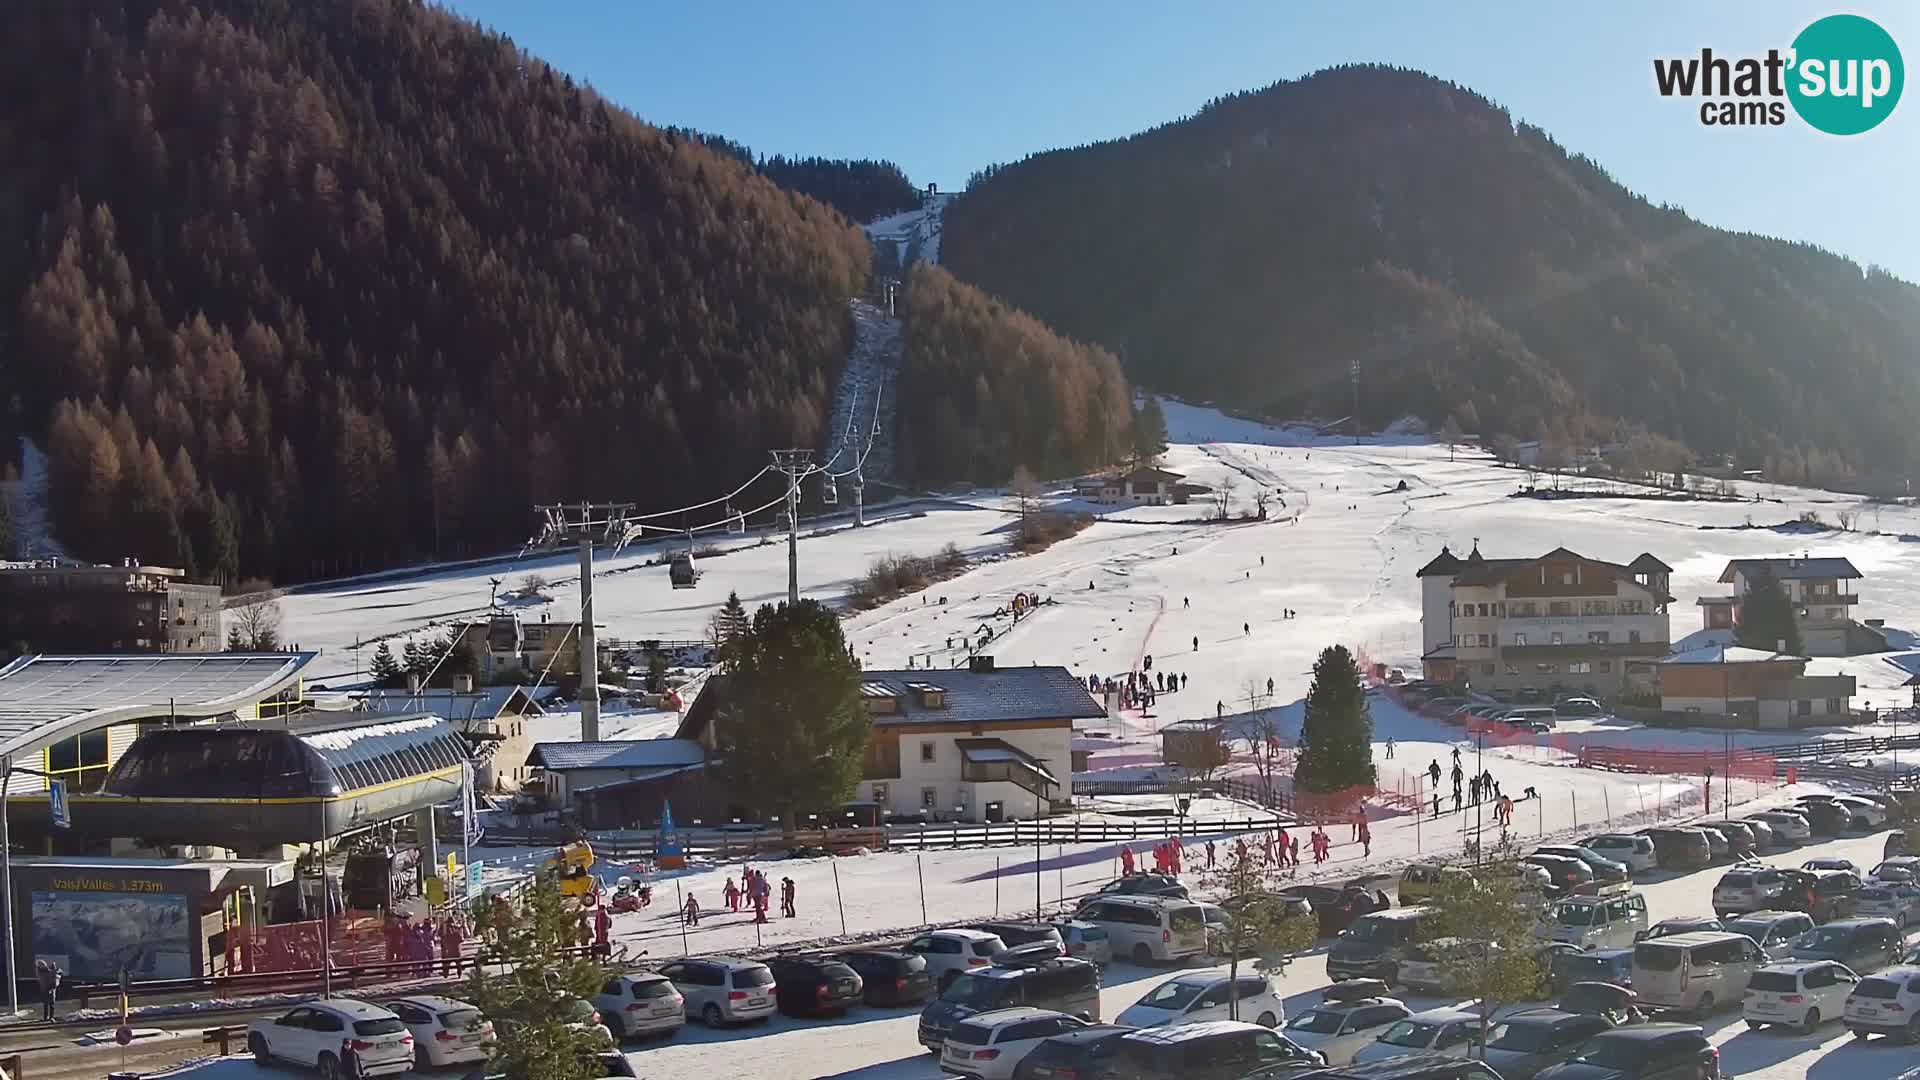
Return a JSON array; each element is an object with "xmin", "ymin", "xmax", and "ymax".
[{"xmin": 0, "ymin": 652, "xmax": 314, "ymax": 760}]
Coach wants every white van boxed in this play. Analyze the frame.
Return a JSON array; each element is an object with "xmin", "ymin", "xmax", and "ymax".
[
  {"xmin": 1537, "ymin": 893, "xmax": 1648, "ymax": 950},
  {"xmin": 1631, "ymin": 931, "xmax": 1767, "ymax": 1016},
  {"xmin": 1073, "ymin": 895, "xmax": 1208, "ymax": 965}
]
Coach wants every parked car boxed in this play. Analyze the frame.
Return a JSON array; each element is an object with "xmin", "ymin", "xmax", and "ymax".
[
  {"xmin": 1329, "ymin": 908, "xmax": 1432, "ymax": 983},
  {"xmin": 940, "ymin": 1008, "xmax": 1092, "ymax": 1080},
  {"xmin": 248, "ymin": 999, "xmax": 415, "ymax": 1079},
  {"xmin": 1721, "ymin": 910, "xmax": 1815, "ymax": 961},
  {"xmin": 1048, "ymin": 919, "xmax": 1113, "ymax": 968},
  {"xmin": 1871, "ymin": 856, "xmax": 1920, "ymax": 883},
  {"xmin": 1395, "ymin": 937, "xmax": 1499, "ymax": 995},
  {"xmin": 1348, "ymin": 1006, "xmax": 1481, "ymax": 1065},
  {"xmin": 1282, "ymin": 981, "xmax": 1410, "ymax": 1065},
  {"xmin": 1803, "ymin": 856, "xmax": 1862, "ymax": 875},
  {"xmin": 1283, "ymin": 883, "xmax": 1387, "ymax": 937},
  {"xmin": 657, "ymin": 956, "xmax": 777, "ymax": 1027},
  {"xmin": 1748, "ymin": 811, "xmax": 1811, "ymax": 843},
  {"xmin": 918, "ymin": 955, "xmax": 1102, "ymax": 1052},
  {"xmin": 1533, "ymin": 846, "xmax": 1630, "ymax": 888},
  {"xmin": 1526, "ymin": 854, "xmax": 1598, "ymax": 897},
  {"xmin": 839, "ymin": 948, "xmax": 937, "ymax": 1007},
  {"xmin": 1835, "ymin": 796, "xmax": 1888, "ymax": 829},
  {"xmin": 1797, "ymin": 868, "xmax": 1863, "ymax": 922},
  {"xmin": 1115, "ymin": 971, "xmax": 1285, "ymax": 1029},
  {"xmin": 1693, "ymin": 828, "xmax": 1732, "ymax": 863},
  {"xmin": 1478, "ymin": 1009, "xmax": 1613, "ymax": 1080},
  {"xmin": 1579, "ymin": 835, "xmax": 1657, "ymax": 875},
  {"xmin": 974, "ymin": 921, "xmax": 1069, "ymax": 956},
  {"xmin": 1741, "ymin": 961, "xmax": 1860, "ymax": 1033},
  {"xmin": 1636, "ymin": 915, "xmax": 1723, "ymax": 943},
  {"xmin": 1787, "ymin": 800, "xmax": 1849, "ymax": 835},
  {"xmin": 1632, "ymin": 932, "xmax": 1765, "ymax": 1015},
  {"xmin": 1555, "ymin": 697, "xmax": 1607, "ymax": 718},
  {"xmin": 1842, "ymin": 964, "xmax": 1920, "ymax": 1042},
  {"xmin": 1549, "ymin": 948, "xmax": 1634, "ymax": 993},
  {"xmin": 1072, "ymin": 895, "xmax": 1208, "ymax": 965},
  {"xmin": 1789, "ymin": 917, "xmax": 1903, "ymax": 973},
  {"xmin": 1537, "ymin": 894, "xmax": 1648, "ymax": 951},
  {"xmin": 385, "ymin": 995, "xmax": 494, "ymax": 1070},
  {"xmin": 907, "ymin": 928, "xmax": 1007, "ymax": 990},
  {"xmin": 1398, "ymin": 864, "xmax": 1465, "ymax": 904},
  {"xmin": 1854, "ymin": 882, "xmax": 1920, "ymax": 929},
  {"xmin": 1533, "ymin": 1022, "xmax": 1719, "ymax": 1080},
  {"xmin": 1711, "ymin": 866, "xmax": 1790, "ymax": 917},
  {"xmin": 1640, "ymin": 828, "xmax": 1712, "ymax": 871},
  {"xmin": 767, "ymin": 954, "xmax": 864, "ymax": 1017},
  {"xmin": 1738, "ymin": 816, "xmax": 1777, "ymax": 848},
  {"xmin": 1888, "ymin": 830, "xmax": 1910, "ymax": 858},
  {"xmin": 1100, "ymin": 1021, "xmax": 1323, "ymax": 1080},
  {"xmin": 591, "ymin": 974, "xmax": 684, "ymax": 1041},
  {"xmin": 1556, "ymin": 982, "xmax": 1645, "ymax": 1027},
  {"xmin": 1093, "ymin": 873, "xmax": 1189, "ymax": 899},
  {"xmin": 1009, "ymin": 1025, "xmax": 1132, "ymax": 1080},
  {"xmin": 1695, "ymin": 822, "xmax": 1755, "ymax": 858}
]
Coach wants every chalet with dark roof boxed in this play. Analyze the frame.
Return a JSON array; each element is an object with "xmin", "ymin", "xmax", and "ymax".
[{"xmin": 1696, "ymin": 555, "xmax": 1873, "ymax": 656}]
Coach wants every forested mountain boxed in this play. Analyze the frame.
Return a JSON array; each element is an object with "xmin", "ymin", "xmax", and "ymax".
[
  {"xmin": 944, "ymin": 65, "xmax": 1920, "ymax": 479},
  {"xmin": 667, "ymin": 127, "xmax": 921, "ymax": 224},
  {"xmin": 0, "ymin": 0, "xmax": 870, "ymax": 584},
  {"xmin": 896, "ymin": 264, "xmax": 1132, "ymax": 487}
]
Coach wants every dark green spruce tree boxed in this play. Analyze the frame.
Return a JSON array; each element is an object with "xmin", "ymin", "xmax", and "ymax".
[
  {"xmin": 1132, "ymin": 396, "xmax": 1169, "ymax": 461},
  {"xmin": 714, "ymin": 599, "xmax": 869, "ymax": 830},
  {"xmin": 368, "ymin": 641, "xmax": 402, "ymax": 688},
  {"xmin": 1294, "ymin": 644, "xmax": 1377, "ymax": 794},
  {"xmin": 1735, "ymin": 567, "xmax": 1804, "ymax": 656}
]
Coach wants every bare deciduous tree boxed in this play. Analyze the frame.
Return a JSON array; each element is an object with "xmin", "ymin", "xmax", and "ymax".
[
  {"xmin": 1438, "ymin": 414, "xmax": 1464, "ymax": 462},
  {"xmin": 1212, "ymin": 475, "xmax": 1238, "ymax": 520},
  {"xmin": 1242, "ymin": 679, "xmax": 1287, "ymax": 806},
  {"xmin": 230, "ymin": 593, "xmax": 283, "ymax": 651},
  {"xmin": 518, "ymin": 572, "xmax": 549, "ymax": 598},
  {"xmin": 1165, "ymin": 723, "xmax": 1231, "ymax": 783},
  {"xmin": 1251, "ymin": 487, "xmax": 1271, "ymax": 519}
]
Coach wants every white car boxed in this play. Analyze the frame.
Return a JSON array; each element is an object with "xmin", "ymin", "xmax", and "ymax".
[
  {"xmin": 1579, "ymin": 834, "xmax": 1657, "ymax": 875},
  {"xmin": 1743, "ymin": 961, "xmax": 1859, "ymax": 1033},
  {"xmin": 1835, "ymin": 797, "xmax": 1889, "ymax": 829},
  {"xmin": 657, "ymin": 957, "xmax": 776, "ymax": 1026},
  {"xmin": 1858, "ymin": 882, "xmax": 1920, "ymax": 928},
  {"xmin": 1750, "ymin": 812, "xmax": 1812, "ymax": 842},
  {"xmin": 1114, "ymin": 972, "xmax": 1285, "ymax": 1029},
  {"xmin": 1803, "ymin": 857, "xmax": 1862, "ymax": 875},
  {"xmin": 1844, "ymin": 964, "xmax": 1920, "ymax": 1042},
  {"xmin": 593, "ymin": 973, "xmax": 686, "ymax": 1040},
  {"xmin": 908, "ymin": 929, "xmax": 1007, "ymax": 990},
  {"xmin": 1282, "ymin": 988, "xmax": 1411, "ymax": 1065},
  {"xmin": 1348, "ymin": 1006, "xmax": 1480, "ymax": 1065},
  {"xmin": 385, "ymin": 995, "xmax": 494, "ymax": 1069},
  {"xmin": 938, "ymin": 1007, "xmax": 1089, "ymax": 1080},
  {"xmin": 247, "ymin": 999, "xmax": 414, "ymax": 1078}
]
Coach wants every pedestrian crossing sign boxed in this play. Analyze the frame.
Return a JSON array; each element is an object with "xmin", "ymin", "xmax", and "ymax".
[{"xmin": 48, "ymin": 778, "xmax": 70, "ymax": 829}]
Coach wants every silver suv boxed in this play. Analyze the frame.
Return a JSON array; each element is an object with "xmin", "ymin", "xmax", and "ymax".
[{"xmin": 656, "ymin": 956, "xmax": 776, "ymax": 1027}]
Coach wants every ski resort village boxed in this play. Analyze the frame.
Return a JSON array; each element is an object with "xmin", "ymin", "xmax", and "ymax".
[
  {"xmin": 4, "ymin": 5, "xmax": 1920, "ymax": 1080},
  {"xmin": 4, "ymin": 396, "xmax": 1920, "ymax": 1080}
]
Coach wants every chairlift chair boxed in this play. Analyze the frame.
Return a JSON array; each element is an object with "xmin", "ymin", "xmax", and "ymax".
[{"xmin": 822, "ymin": 475, "xmax": 838, "ymax": 505}]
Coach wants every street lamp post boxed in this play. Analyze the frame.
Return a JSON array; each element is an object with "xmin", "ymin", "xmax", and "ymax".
[{"xmin": 1, "ymin": 756, "xmax": 62, "ymax": 1018}]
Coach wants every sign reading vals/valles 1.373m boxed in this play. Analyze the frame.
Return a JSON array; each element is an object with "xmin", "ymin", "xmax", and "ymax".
[{"xmin": 1653, "ymin": 13, "xmax": 1904, "ymax": 133}]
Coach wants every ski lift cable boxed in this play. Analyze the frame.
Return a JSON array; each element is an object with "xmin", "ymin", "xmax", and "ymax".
[
  {"xmin": 821, "ymin": 379, "xmax": 888, "ymax": 479},
  {"xmin": 624, "ymin": 463, "xmax": 776, "ymax": 522}
]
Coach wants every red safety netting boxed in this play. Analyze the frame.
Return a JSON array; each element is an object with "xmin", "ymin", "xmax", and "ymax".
[
  {"xmin": 227, "ymin": 914, "xmax": 385, "ymax": 975},
  {"xmin": 1576, "ymin": 745, "xmax": 1776, "ymax": 781}
]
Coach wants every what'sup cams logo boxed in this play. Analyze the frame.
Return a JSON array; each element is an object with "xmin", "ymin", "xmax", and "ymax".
[{"xmin": 1654, "ymin": 13, "xmax": 1903, "ymax": 134}]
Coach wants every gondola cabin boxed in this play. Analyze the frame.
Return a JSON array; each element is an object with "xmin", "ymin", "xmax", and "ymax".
[{"xmin": 668, "ymin": 551, "xmax": 699, "ymax": 589}]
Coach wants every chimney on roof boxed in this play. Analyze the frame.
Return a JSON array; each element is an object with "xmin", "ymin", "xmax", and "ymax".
[{"xmin": 969, "ymin": 655, "xmax": 996, "ymax": 673}]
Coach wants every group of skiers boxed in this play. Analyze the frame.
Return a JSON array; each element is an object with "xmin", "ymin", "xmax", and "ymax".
[
  {"xmin": 696, "ymin": 867, "xmax": 794, "ymax": 925},
  {"xmin": 383, "ymin": 912, "xmax": 469, "ymax": 974},
  {"xmin": 1424, "ymin": 749, "xmax": 1527, "ymax": 821},
  {"xmin": 1090, "ymin": 660, "xmax": 1189, "ymax": 712},
  {"xmin": 1119, "ymin": 838, "xmax": 1186, "ymax": 876}
]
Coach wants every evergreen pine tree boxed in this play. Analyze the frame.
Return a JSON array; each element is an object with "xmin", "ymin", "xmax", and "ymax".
[
  {"xmin": 714, "ymin": 600, "xmax": 869, "ymax": 830},
  {"xmin": 226, "ymin": 625, "xmax": 244, "ymax": 651},
  {"xmin": 1293, "ymin": 644, "xmax": 1377, "ymax": 794},
  {"xmin": 369, "ymin": 641, "xmax": 402, "ymax": 687},
  {"xmin": 1132, "ymin": 395, "xmax": 1169, "ymax": 461},
  {"xmin": 710, "ymin": 590, "xmax": 750, "ymax": 663},
  {"xmin": 461, "ymin": 874, "xmax": 611, "ymax": 1079},
  {"xmin": 402, "ymin": 638, "xmax": 426, "ymax": 679},
  {"xmin": 1736, "ymin": 567, "xmax": 1804, "ymax": 655}
]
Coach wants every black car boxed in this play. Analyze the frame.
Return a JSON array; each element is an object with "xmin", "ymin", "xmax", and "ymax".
[
  {"xmin": 1533, "ymin": 846, "xmax": 1630, "ymax": 886},
  {"xmin": 837, "ymin": 949, "xmax": 935, "ymax": 1007},
  {"xmin": 1697, "ymin": 821, "xmax": 1756, "ymax": 856},
  {"xmin": 1096, "ymin": 873, "xmax": 1190, "ymax": 899},
  {"xmin": 1780, "ymin": 868, "xmax": 1862, "ymax": 923},
  {"xmin": 1011, "ymin": 1025, "xmax": 1132, "ymax": 1080},
  {"xmin": 1534, "ymin": 1022, "xmax": 1718, "ymax": 1080},
  {"xmin": 1789, "ymin": 917, "xmax": 1902, "ymax": 972},
  {"xmin": 1557, "ymin": 982, "xmax": 1645, "ymax": 1027},
  {"xmin": 765, "ymin": 955, "xmax": 863, "ymax": 1017},
  {"xmin": 1094, "ymin": 1022, "xmax": 1319, "ymax": 1080},
  {"xmin": 973, "ymin": 921, "xmax": 1069, "ymax": 954},
  {"xmin": 1479, "ymin": 1009, "xmax": 1613, "ymax": 1080},
  {"xmin": 1792, "ymin": 800, "xmax": 1850, "ymax": 835},
  {"xmin": 1282, "ymin": 884, "xmax": 1384, "ymax": 937},
  {"xmin": 1280, "ymin": 1054, "xmax": 1506, "ymax": 1080}
]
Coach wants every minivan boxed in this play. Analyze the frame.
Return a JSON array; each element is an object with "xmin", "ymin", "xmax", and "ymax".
[
  {"xmin": 1536, "ymin": 893, "xmax": 1648, "ymax": 951},
  {"xmin": 919, "ymin": 956, "xmax": 1103, "ymax": 1051},
  {"xmin": 1722, "ymin": 910, "xmax": 1815, "ymax": 961},
  {"xmin": 1641, "ymin": 828, "xmax": 1712, "ymax": 870},
  {"xmin": 1631, "ymin": 931, "xmax": 1765, "ymax": 1015},
  {"xmin": 1073, "ymin": 896, "xmax": 1207, "ymax": 965},
  {"xmin": 657, "ymin": 957, "xmax": 778, "ymax": 1027},
  {"xmin": 1328, "ymin": 907, "xmax": 1431, "ymax": 984},
  {"xmin": 1712, "ymin": 866, "xmax": 1790, "ymax": 917}
]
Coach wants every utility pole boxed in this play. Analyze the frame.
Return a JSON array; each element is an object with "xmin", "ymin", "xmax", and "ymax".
[
  {"xmin": 534, "ymin": 502, "xmax": 633, "ymax": 741},
  {"xmin": 1350, "ymin": 358, "xmax": 1361, "ymax": 444},
  {"xmin": 770, "ymin": 450, "xmax": 813, "ymax": 605}
]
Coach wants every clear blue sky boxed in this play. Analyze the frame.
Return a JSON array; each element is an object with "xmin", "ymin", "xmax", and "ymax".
[{"xmin": 444, "ymin": 1, "xmax": 1918, "ymax": 282}]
